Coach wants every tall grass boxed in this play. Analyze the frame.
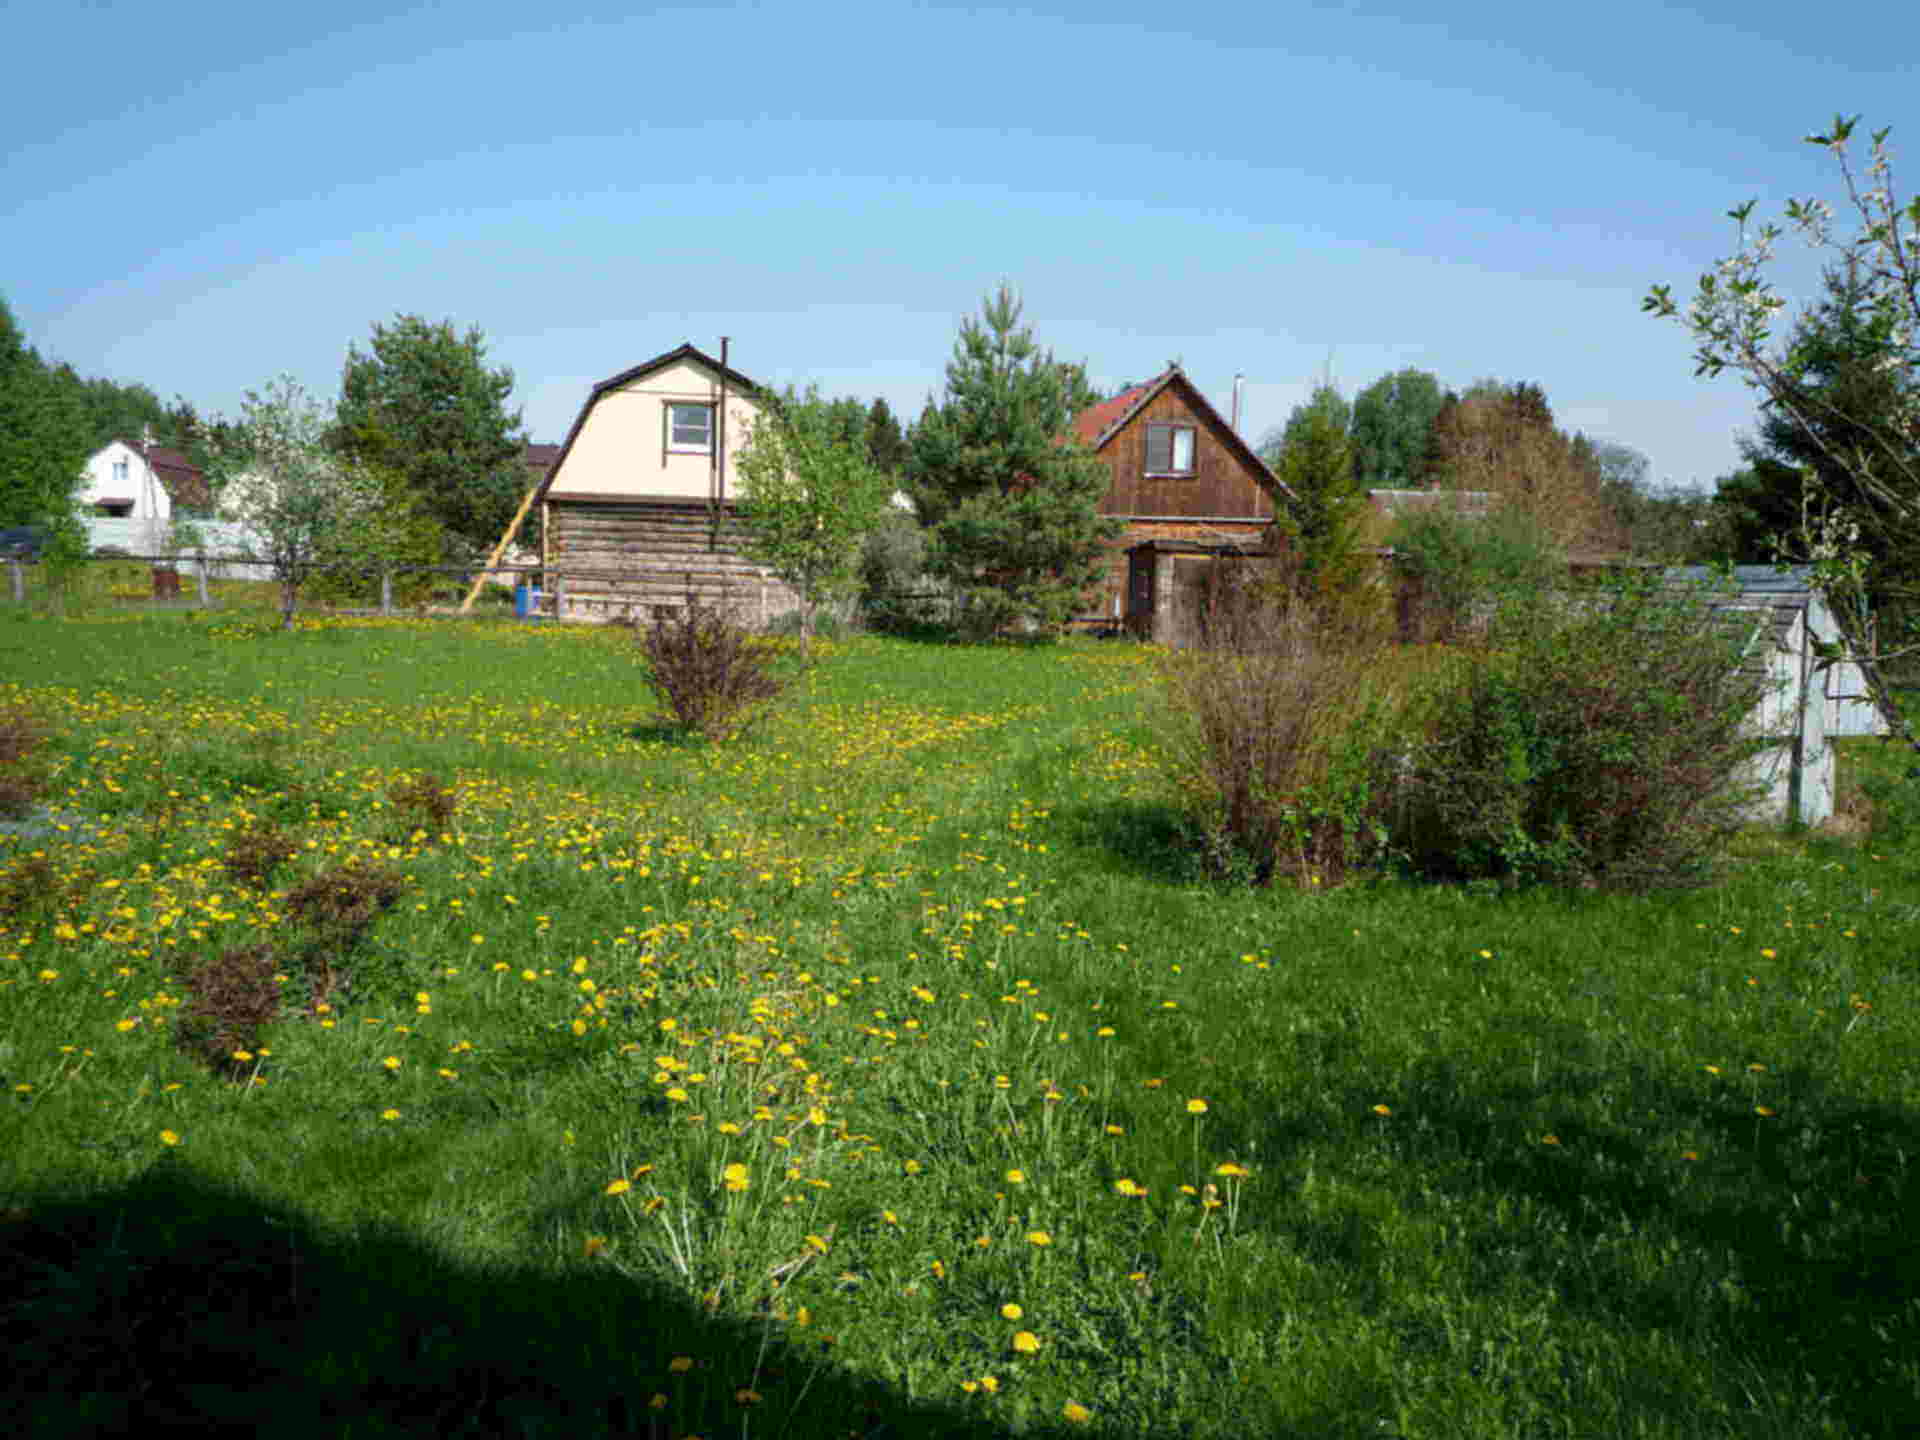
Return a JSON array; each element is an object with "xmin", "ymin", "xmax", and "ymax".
[{"xmin": 1, "ymin": 608, "xmax": 1915, "ymax": 1438}]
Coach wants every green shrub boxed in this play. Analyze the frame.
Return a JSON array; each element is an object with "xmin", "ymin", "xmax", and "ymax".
[
  {"xmin": 1392, "ymin": 571, "xmax": 1773, "ymax": 888},
  {"xmin": 634, "ymin": 592, "xmax": 789, "ymax": 742},
  {"xmin": 858, "ymin": 510, "xmax": 942, "ymax": 633}
]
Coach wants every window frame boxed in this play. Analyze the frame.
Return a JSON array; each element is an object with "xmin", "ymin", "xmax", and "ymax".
[
  {"xmin": 665, "ymin": 401, "xmax": 716, "ymax": 456},
  {"xmin": 1143, "ymin": 422, "xmax": 1197, "ymax": 478}
]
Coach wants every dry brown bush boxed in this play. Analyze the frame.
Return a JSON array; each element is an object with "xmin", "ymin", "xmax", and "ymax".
[
  {"xmin": 1159, "ymin": 565, "xmax": 1410, "ymax": 886},
  {"xmin": 633, "ymin": 591, "xmax": 789, "ymax": 742}
]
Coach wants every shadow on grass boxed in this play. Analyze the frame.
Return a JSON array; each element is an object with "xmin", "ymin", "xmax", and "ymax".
[
  {"xmin": 1051, "ymin": 799, "xmax": 1216, "ymax": 888},
  {"xmin": 1216, "ymin": 1051, "xmax": 1920, "ymax": 1437},
  {"xmin": 0, "ymin": 1164, "xmax": 1119, "ymax": 1440}
]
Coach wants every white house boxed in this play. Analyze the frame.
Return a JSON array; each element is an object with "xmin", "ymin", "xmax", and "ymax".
[{"xmin": 79, "ymin": 437, "xmax": 210, "ymax": 555}]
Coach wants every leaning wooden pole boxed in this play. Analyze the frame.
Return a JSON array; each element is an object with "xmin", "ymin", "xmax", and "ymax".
[{"xmin": 459, "ymin": 473, "xmax": 545, "ymax": 614}]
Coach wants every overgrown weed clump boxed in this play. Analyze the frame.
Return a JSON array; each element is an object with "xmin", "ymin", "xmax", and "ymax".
[{"xmin": 0, "ymin": 699, "xmax": 50, "ymax": 820}]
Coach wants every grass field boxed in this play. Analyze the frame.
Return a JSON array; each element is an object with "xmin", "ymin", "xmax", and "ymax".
[{"xmin": 2, "ymin": 607, "xmax": 1916, "ymax": 1438}]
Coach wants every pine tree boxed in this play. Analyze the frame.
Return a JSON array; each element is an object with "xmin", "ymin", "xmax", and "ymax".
[{"xmin": 907, "ymin": 285, "xmax": 1119, "ymax": 637}]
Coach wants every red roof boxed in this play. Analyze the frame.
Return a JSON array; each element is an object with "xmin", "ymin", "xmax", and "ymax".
[
  {"xmin": 137, "ymin": 442, "xmax": 211, "ymax": 510},
  {"xmin": 1070, "ymin": 383, "xmax": 1153, "ymax": 447}
]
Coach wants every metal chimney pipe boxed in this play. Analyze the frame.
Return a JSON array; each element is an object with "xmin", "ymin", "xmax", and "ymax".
[{"xmin": 1231, "ymin": 373, "xmax": 1244, "ymax": 435}]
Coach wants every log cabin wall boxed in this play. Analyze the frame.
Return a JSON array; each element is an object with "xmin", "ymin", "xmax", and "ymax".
[{"xmin": 544, "ymin": 498, "xmax": 801, "ymax": 625}]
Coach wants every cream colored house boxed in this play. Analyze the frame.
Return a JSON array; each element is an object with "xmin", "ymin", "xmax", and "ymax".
[{"xmin": 531, "ymin": 344, "xmax": 798, "ymax": 623}]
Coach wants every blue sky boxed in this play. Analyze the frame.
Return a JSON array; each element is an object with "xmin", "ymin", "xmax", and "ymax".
[{"xmin": 6, "ymin": 0, "xmax": 1915, "ymax": 489}]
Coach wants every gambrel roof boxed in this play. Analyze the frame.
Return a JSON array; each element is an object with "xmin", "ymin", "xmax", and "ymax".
[{"xmin": 533, "ymin": 344, "xmax": 765, "ymax": 503}]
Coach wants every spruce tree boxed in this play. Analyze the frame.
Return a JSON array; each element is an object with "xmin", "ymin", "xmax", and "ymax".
[
  {"xmin": 1271, "ymin": 383, "xmax": 1367, "ymax": 592},
  {"xmin": 907, "ymin": 285, "xmax": 1119, "ymax": 637}
]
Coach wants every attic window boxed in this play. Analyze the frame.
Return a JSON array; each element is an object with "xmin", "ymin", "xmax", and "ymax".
[
  {"xmin": 1145, "ymin": 423, "xmax": 1195, "ymax": 477},
  {"xmin": 667, "ymin": 402, "xmax": 715, "ymax": 454}
]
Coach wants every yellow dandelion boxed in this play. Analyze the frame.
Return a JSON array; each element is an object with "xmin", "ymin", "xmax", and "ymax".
[
  {"xmin": 1214, "ymin": 1162, "xmax": 1250, "ymax": 1178},
  {"xmin": 669, "ymin": 1355, "xmax": 694, "ymax": 1373},
  {"xmin": 1026, "ymin": 1230, "xmax": 1052, "ymax": 1247},
  {"xmin": 1114, "ymin": 1178, "xmax": 1147, "ymax": 1197},
  {"xmin": 583, "ymin": 1235, "xmax": 609, "ymax": 1259},
  {"xmin": 722, "ymin": 1162, "xmax": 750, "ymax": 1192},
  {"xmin": 979, "ymin": 1375, "xmax": 999, "ymax": 1394},
  {"xmin": 381, "ymin": 1056, "xmax": 401, "ymax": 1071},
  {"xmin": 1186, "ymin": 1098, "xmax": 1208, "ymax": 1115},
  {"xmin": 1000, "ymin": 1302, "xmax": 1023, "ymax": 1320},
  {"xmin": 1372, "ymin": 1104, "xmax": 1392, "ymax": 1117},
  {"xmin": 1010, "ymin": 1331, "xmax": 1041, "ymax": 1354},
  {"xmin": 1005, "ymin": 1168, "xmax": 1026, "ymax": 1184},
  {"xmin": 380, "ymin": 1108, "xmax": 400, "ymax": 1121},
  {"xmin": 605, "ymin": 1179, "xmax": 632, "ymax": 1196},
  {"xmin": 159, "ymin": 1129, "xmax": 180, "ymax": 1146},
  {"xmin": 1064, "ymin": 1401, "xmax": 1092, "ymax": 1423}
]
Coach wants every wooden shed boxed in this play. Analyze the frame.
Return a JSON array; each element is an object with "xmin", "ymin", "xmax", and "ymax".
[{"xmin": 1668, "ymin": 565, "xmax": 1887, "ymax": 826}]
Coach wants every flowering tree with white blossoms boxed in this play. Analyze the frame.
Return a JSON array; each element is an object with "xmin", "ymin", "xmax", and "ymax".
[
  {"xmin": 207, "ymin": 376, "xmax": 390, "ymax": 631},
  {"xmin": 1645, "ymin": 116, "xmax": 1920, "ymax": 746}
]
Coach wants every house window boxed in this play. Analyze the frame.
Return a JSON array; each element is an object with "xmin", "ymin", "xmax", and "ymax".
[
  {"xmin": 667, "ymin": 402, "xmax": 715, "ymax": 454},
  {"xmin": 112, "ymin": 459, "xmax": 129, "ymax": 485},
  {"xmin": 1145, "ymin": 423, "xmax": 1196, "ymax": 476}
]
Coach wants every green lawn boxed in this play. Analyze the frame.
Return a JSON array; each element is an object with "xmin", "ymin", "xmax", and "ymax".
[{"xmin": 2, "ymin": 608, "xmax": 1916, "ymax": 1438}]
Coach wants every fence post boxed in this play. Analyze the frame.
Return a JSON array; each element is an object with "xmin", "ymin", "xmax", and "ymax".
[
  {"xmin": 381, "ymin": 570, "xmax": 393, "ymax": 617},
  {"xmin": 8, "ymin": 560, "xmax": 22, "ymax": 607},
  {"xmin": 552, "ymin": 572, "xmax": 566, "ymax": 622}
]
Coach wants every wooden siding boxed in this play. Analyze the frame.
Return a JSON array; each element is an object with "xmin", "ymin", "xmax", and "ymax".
[{"xmin": 1096, "ymin": 384, "xmax": 1276, "ymax": 522}]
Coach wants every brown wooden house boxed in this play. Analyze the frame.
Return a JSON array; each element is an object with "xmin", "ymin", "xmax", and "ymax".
[{"xmin": 1068, "ymin": 366, "xmax": 1292, "ymax": 629}]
